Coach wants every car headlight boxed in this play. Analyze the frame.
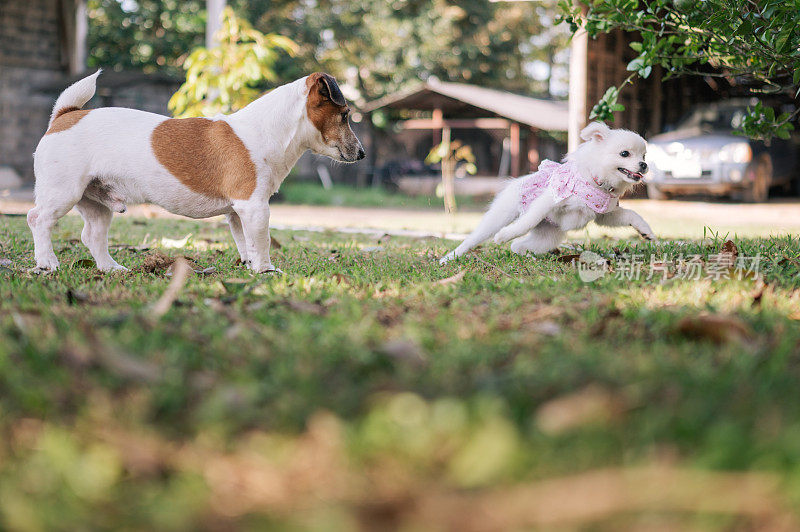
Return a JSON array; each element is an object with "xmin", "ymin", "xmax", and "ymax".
[{"xmin": 718, "ymin": 142, "xmax": 752, "ymax": 163}]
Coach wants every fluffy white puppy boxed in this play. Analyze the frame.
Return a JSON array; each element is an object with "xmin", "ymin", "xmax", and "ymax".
[{"xmin": 440, "ymin": 122, "xmax": 655, "ymax": 264}]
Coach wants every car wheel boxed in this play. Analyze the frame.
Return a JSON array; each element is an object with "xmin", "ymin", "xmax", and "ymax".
[
  {"xmin": 743, "ymin": 154, "xmax": 772, "ymax": 203},
  {"xmin": 646, "ymin": 182, "xmax": 668, "ymax": 200}
]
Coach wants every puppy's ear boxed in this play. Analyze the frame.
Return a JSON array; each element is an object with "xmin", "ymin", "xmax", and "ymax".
[
  {"xmin": 316, "ymin": 73, "xmax": 346, "ymax": 107},
  {"xmin": 580, "ymin": 122, "xmax": 611, "ymax": 142}
]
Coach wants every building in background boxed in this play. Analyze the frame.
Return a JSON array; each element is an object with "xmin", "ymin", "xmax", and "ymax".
[
  {"xmin": 0, "ymin": 0, "xmax": 86, "ymax": 183},
  {"xmin": 360, "ymin": 80, "xmax": 568, "ymax": 195},
  {"xmin": 0, "ymin": 1, "xmax": 181, "ymax": 185}
]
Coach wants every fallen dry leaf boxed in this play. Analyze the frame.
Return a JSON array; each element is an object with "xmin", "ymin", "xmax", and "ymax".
[
  {"xmin": 713, "ymin": 239, "xmax": 738, "ymax": 269},
  {"xmin": 556, "ymin": 254, "xmax": 581, "ymax": 264},
  {"xmin": 141, "ymin": 251, "xmax": 176, "ymax": 273},
  {"xmin": 331, "ymin": 273, "xmax": 352, "ymax": 285},
  {"xmin": 435, "ymin": 271, "xmax": 465, "ymax": 286},
  {"xmin": 161, "ymin": 234, "xmax": 192, "ymax": 249},
  {"xmin": 71, "ymin": 258, "xmax": 96, "ymax": 269},
  {"xmin": 536, "ymin": 385, "xmax": 621, "ymax": 435},
  {"xmin": 675, "ymin": 313, "xmax": 753, "ymax": 344},
  {"xmin": 751, "ymin": 278, "xmax": 767, "ymax": 307},
  {"xmin": 380, "ymin": 338, "xmax": 427, "ymax": 367},
  {"xmin": 270, "ymin": 235, "xmax": 282, "ymax": 249}
]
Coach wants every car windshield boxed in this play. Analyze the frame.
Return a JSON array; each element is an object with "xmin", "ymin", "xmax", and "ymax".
[{"xmin": 675, "ymin": 105, "xmax": 747, "ymax": 132}]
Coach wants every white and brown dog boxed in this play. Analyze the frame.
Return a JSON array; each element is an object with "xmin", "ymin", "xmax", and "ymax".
[
  {"xmin": 28, "ymin": 70, "xmax": 364, "ymax": 273},
  {"xmin": 441, "ymin": 122, "xmax": 655, "ymax": 264}
]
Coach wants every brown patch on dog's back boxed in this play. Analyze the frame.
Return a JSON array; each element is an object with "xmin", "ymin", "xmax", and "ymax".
[
  {"xmin": 151, "ymin": 118, "xmax": 257, "ymax": 200},
  {"xmin": 46, "ymin": 108, "xmax": 90, "ymax": 135},
  {"xmin": 305, "ymin": 72, "xmax": 347, "ymax": 143}
]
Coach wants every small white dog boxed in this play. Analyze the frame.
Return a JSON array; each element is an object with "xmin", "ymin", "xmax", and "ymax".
[
  {"xmin": 440, "ymin": 122, "xmax": 655, "ymax": 264},
  {"xmin": 28, "ymin": 70, "xmax": 364, "ymax": 273}
]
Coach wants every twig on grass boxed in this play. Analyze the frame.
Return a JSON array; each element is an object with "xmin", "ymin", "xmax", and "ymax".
[
  {"xmin": 150, "ymin": 257, "xmax": 192, "ymax": 318},
  {"xmin": 471, "ymin": 253, "xmax": 524, "ymax": 284}
]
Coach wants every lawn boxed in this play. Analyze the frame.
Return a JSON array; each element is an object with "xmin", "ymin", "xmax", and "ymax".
[
  {"xmin": 275, "ymin": 181, "xmax": 485, "ymax": 210},
  {"xmin": 1, "ymin": 213, "xmax": 799, "ymax": 530}
]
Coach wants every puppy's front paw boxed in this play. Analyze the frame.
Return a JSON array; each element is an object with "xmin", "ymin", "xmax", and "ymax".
[
  {"xmin": 494, "ymin": 228, "xmax": 514, "ymax": 244},
  {"xmin": 509, "ymin": 240, "xmax": 528, "ymax": 255},
  {"xmin": 439, "ymin": 253, "xmax": 454, "ymax": 265},
  {"xmin": 255, "ymin": 264, "xmax": 283, "ymax": 274}
]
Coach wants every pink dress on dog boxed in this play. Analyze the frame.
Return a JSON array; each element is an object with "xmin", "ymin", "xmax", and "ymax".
[{"xmin": 519, "ymin": 160, "xmax": 617, "ymax": 217}]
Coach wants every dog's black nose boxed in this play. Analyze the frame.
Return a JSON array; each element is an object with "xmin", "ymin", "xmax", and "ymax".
[
  {"xmin": 639, "ymin": 161, "xmax": 648, "ymax": 172},
  {"xmin": 357, "ymin": 147, "xmax": 365, "ymax": 160}
]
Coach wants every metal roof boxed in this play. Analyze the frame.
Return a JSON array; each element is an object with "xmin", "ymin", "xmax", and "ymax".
[{"xmin": 361, "ymin": 80, "xmax": 569, "ymax": 132}]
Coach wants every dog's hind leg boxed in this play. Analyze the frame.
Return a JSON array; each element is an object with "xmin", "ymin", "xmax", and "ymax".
[
  {"xmin": 226, "ymin": 212, "xmax": 248, "ymax": 264},
  {"xmin": 75, "ymin": 197, "xmax": 126, "ymax": 271},
  {"xmin": 28, "ymin": 177, "xmax": 87, "ymax": 273},
  {"xmin": 440, "ymin": 185, "xmax": 521, "ymax": 264},
  {"xmin": 510, "ymin": 223, "xmax": 565, "ymax": 256}
]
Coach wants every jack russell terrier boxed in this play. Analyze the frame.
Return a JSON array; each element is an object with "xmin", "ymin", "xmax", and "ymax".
[{"xmin": 28, "ymin": 70, "xmax": 364, "ymax": 273}]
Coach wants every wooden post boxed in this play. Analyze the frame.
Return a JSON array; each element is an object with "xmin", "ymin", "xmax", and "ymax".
[
  {"xmin": 432, "ymin": 107, "xmax": 443, "ymax": 146},
  {"xmin": 71, "ymin": 0, "xmax": 88, "ymax": 75},
  {"xmin": 527, "ymin": 128, "xmax": 540, "ymax": 173},
  {"xmin": 509, "ymin": 122, "xmax": 520, "ymax": 178},
  {"xmin": 206, "ymin": 0, "xmax": 226, "ymax": 47},
  {"xmin": 441, "ymin": 126, "xmax": 456, "ymax": 213},
  {"xmin": 568, "ymin": 25, "xmax": 588, "ymax": 151}
]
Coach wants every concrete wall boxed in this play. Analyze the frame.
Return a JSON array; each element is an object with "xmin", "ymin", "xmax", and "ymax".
[{"xmin": 0, "ymin": 0, "xmax": 67, "ymax": 182}]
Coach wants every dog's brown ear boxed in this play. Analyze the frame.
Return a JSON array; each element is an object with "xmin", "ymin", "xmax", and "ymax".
[
  {"xmin": 580, "ymin": 121, "xmax": 610, "ymax": 142},
  {"xmin": 312, "ymin": 73, "xmax": 346, "ymax": 107}
]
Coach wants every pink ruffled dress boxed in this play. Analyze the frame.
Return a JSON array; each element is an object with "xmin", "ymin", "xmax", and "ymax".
[{"xmin": 519, "ymin": 160, "xmax": 617, "ymax": 217}]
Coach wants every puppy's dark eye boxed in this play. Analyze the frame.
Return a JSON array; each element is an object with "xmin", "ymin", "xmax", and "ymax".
[{"xmin": 620, "ymin": 150, "xmax": 630, "ymax": 157}]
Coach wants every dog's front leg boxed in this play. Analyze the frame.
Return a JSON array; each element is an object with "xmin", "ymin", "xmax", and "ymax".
[
  {"xmin": 226, "ymin": 212, "xmax": 249, "ymax": 264},
  {"xmin": 232, "ymin": 201, "xmax": 280, "ymax": 273},
  {"xmin": 494, "ymin": 193, "xmax": 553, "ymax": 244},
  {"xmin": 595, "ymin": 208, "xmax": 656, "ymax": 241}
]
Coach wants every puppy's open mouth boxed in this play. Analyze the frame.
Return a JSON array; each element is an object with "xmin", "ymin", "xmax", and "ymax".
[{"xmin": 618, "ymin": 168, "xmax": 644, "ymax": 182}]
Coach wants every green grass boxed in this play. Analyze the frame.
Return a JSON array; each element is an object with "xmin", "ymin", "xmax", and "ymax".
[
  {"xmin": 276, "ymin": 181, "xmax": 484, "ymax": 209},
  {"xmin": 1, "ymin": 213, "xmax": 800, "ymax": 530}
]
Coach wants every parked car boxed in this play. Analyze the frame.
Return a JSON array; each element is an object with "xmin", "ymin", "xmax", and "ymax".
[{"xmin": 646, "ymin": 100, "xmax": 799, "ymax": 202}]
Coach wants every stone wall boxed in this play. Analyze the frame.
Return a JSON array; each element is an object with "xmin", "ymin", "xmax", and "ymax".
[{"xmin": 0, "ymin": 0, "xmax": 66, "ymax": 182}]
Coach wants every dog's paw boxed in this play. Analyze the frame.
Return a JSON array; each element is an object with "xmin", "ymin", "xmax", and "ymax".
[
  {"xmin": 97, "ymin": 261, "xmax": 129, "ymax": 272},
  {"xmin": 509, "ymin": 241, "xmax": 529, "ymax": 255},
  {"xmin": 253, "ymin": 264, "xmax": 283, "ymax": 274},
  {"xmin": 29, "ymin": 265, "xmax": 56, "ymax": 275},
  {"xmin": 494, "ymin": 229, "xmax": 515, "ymax": 244},
  {"xmin": 439, "ymin": 253, "xmax": 454, "ymax": 265}
]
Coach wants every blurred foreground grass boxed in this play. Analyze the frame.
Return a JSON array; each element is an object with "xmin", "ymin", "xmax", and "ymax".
[{"xmin": 1, "ymin": 214, "xmax": 799, "ymax": 530}]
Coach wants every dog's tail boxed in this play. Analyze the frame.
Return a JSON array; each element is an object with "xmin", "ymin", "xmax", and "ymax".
[{"xmin": 48, "ymin": 69, "xmax": 101, "ymax": 128}]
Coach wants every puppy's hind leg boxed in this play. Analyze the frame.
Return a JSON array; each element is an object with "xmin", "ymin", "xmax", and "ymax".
[
  {"xmin": 75, "ymin": 197, "xmax": 127, "ymax": 271},
  {"xmin": 510, "ymin": 223, "xmax": 565, "ymax": 256},
  {"xmin": 440, "ymin": 185, "xmax": 521, "ymax": 264}
]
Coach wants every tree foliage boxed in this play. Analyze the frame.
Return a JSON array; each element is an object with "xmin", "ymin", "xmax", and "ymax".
[
  {"xmin": 89, "ymin": 1, "xmax": 569, "ymax": 103},
  {"xmin": 87, "ymin": 0, "xmax": 206, "ymax": 74},
  {"xmin": 559, "ymin": 0, "xmax": 799, "ymax": 139},
  {"xmin": 241, "ymin": 0, "xmax": 562, "ymax": 100},
  {"xmin": 168, "ymin": 7, "xmax": 296, "ymax": 118}
]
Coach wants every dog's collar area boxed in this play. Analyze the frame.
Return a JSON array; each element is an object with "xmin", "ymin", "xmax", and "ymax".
[{"xmin": 592, "ymin": 175, "xmax": 617, "ymax": 195}]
